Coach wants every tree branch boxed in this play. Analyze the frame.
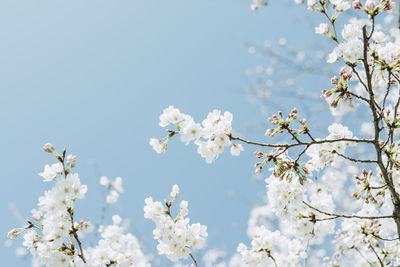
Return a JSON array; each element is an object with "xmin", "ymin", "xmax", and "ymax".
[{"xmin": 303, "ymin": 201, "xmax": 393, "ymax": 220}]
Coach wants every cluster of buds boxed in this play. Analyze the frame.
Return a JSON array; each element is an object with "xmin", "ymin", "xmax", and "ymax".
[
  {"xmin": 353, "ymin": 169, "xmax": 385, "ymax": 204},
  {"xmin": 43, "ymin": 143, "xmax": 78, "ymax": 175},
  {"xmin": 297, "ymin": 118, "xmax": 310, "ymax": 135},
  {"xmin": 381, "ymin": 108, "xmax": 400, "ymax": 130},
  {"xmin": 353, "ymin": 0, "xmax": 395, "ymax": 15},
  {"xmin": 265, "ymin": 108, "xmax": 309, "ymax": 140},
  {"xmin": 372, "ymin": 47, "xmax": 400, "ymax": 71},
  {"xmin": 382, "ymin": 144, "xmax": 400, "ymax": 170},
  {"xmin": 307, "ymin": 0, "xmax": 327, "ymax": 13},
  {"xmin": 253, "ymin": 150, "xmax": 267, "ymax": 175},
  {"xmin": 253, "ymin": 149, "xmax": 310, "ymax": 184},
  {"xmin": 66, "ymin": 155, "xmax": 77, "ymax": 168},
  {"xmin": 321, "ymin": 67, "xmax": 353, "ymax": 108},
  {"xmin": 360, "ymin": 220, "xmax": 384, "ymax": 242}
]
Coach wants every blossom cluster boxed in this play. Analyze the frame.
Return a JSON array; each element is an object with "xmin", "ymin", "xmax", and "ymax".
[
  {"xmin": 144, "ymin": 185, "xmax": 208, "ymax": 263},
  {"xmin": 237, "ymin": 226, "xmax": 306, "ymax": 267},
  {"xmin": 150, "ymin": 106, "xmax": 243, "ymax": 163},
  {"xmin": 7, "ymin": 144, "xmax": 89, "ymax": 266},
  {"xmin": 266, "ymin": 175, "xmax": 335, "ymax": 241},
  {"xmin": 8, "ymin": 144, "xmax": 149, "ymax": 267},
  {"xmin": 332, "ymin": 201, "xmax": 400, "ymax": 266},
  {"xmin": 306, "ymin": 123, "xmax": 354, "ymax": 171},
  {"xmin": 8, "ymin": 0, "xmax": 400, "ymax": 265},
  {"xmin": 86, "ymin": 215, "xmax": 150, "ymax": 267}
]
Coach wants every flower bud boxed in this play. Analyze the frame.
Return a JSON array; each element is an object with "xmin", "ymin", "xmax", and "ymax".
[
  {"xmin": 43, "ymin": 143, "xmax": 54, "ymax": 153},
  {"xmin": 353, "ymin": 0, "xmax": 362, "ymax": 9},
  {"xmin": 288, "ymin": 108, "xmax": 298, "ymax": 119},
  {"xmin": 7, "ymin": 228, "xmax": 19, "ymax": 239},
  {"xmin": 331, "ymin": 76, "xmax": 338, "ymax": 85},
  {"xmin": 253, "ymin": 151, "xmax": 264, "ymax": 158},
  {"xmin": 330, "ymin": 99, "xmax": 338, "ymax": 108},
  {"xmin": 31, "ymin": 209, "xmax": 43, "ymax": 221},
  {"xmin": 384, "ymin": 1, "xmax": 395, "ymax": 10},
  {"xmin": 265, "ymin": 128, "xmax": 274, "ymax": 136},
  {"xmin": 339, "ymin": 67, "xmax": 347, "ymax": 77},
  {"xmin": 320, "ymin": 90, "xmax": 332, "ymax": 98},
  {"xmin": 67, "ymin": 155, "xmax": 77, "ymax": 168},
  {"xmin": 340, "ymin": 67, "xmax": 352, "ymax": 80},
  {"xmin": 365, "ymin": 0, "xmax": 376, "ymax": 11}
]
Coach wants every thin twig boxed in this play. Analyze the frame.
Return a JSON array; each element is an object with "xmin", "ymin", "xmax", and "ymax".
[
  {"xmin": 332, "ymin": 150, "xmax": 377, "ymax": 163},
  {"xmin": 369, "ymin": 244, "xmax": 384, "ymax": 267},
  {"xmin": 303, "ymin": 201, "xmax": 393, "ymax": 220},
  {"xmin": 189, "ymin": 253, "xmax": 198, "ymax": 267}
]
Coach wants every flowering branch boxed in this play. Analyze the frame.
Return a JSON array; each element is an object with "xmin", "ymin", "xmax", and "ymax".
[
  {"xmin": 360, "ymin": 24, "xmax": 400, "ymax": 239},
  {"xmin": 67, "ymin": 207, "xmax": 86, "ymax": 263}
]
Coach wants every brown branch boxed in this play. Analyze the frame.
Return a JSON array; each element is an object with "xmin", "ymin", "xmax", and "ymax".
[
  {"xmin": 381, "ymin": 70, "xmax": 392, "ymax": 111},
  {"xmin": 58, "ymin": 149, "xmax": 86, "ymax": 264},
  {"xmin": 369, "ymin": 244, "xmax": 384, "ymax": 267},
  {"xmin": 332, "ymin": 150, "xmax": 377, "ymax": 163},
  {"xmin": 306, "ymin": 131, "xmax": 316, "ymax": 142},
  {"xmin": 348, "ymin": 91, "xmax": 370, "ymax": 104},
  {"xmin": 303, "ymin": 201, "xmax": 393, "ymax": 220},
  {"xmin": 228, "ymin": 134, "xmax": 374, "ymax": 149},
  {"xmin": 320, "ymin": 3, "xmax": 339, "ymax": 44},
  {"xmin": 361, "ymin": 25, "xmax": 400, "ymax": 238},
  {"xmin": 372, "ymin": 232, "xmax": 400, "ymax": 242},
  {"xmin": 68, "ymin": 208, "xmax": 86, "ymax": 263},
  {"xmin": 258, "ymin": 249, "xmax": 278, "ymax": 267},
  {"xmin": 189, "ymin": 253, "xmax": 198, "ymax": 267},
  {"xmin": 295, "ymin": 144, "xmax": 310, "ymax": 163}
]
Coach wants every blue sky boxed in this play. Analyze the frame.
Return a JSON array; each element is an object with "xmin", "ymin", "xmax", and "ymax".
[{"xmin": 0, "ymin": 0, "xmax": 330, "ymax": 265}]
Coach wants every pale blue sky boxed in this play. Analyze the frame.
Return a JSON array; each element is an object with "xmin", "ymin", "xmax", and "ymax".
[{"xmin": 0, "ymin": 0, "xmax": 329, "ymax": 265}]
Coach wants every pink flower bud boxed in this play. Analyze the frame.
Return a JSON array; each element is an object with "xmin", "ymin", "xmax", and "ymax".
[
  {"xmin": 365, "ymin": 0, "xmax": 376, "ymax": 11},
  {"xmin": 330, "ymin": 99, "xmax": 338, "ymax": 108},
  {"xmin": 253, "ymin": 151, "xmax": 264, "ymax": 158},
  {"xmin": 353, "ymin": 0, "xmax": 362, "ymax": 9},
  {"xmin": 331, "ymin": 76, "xmax": 338, "ymax": 84},
  {"xmin": 340, "ymin": 67, "xmax": 352, "ymax": 80},
  {"xmin": 339, "ymin": 67, "xmax": 347, "ymax": 77},
  {"xmin": 265, "ymin": 129, "xmax": 272, "ymax": 136},
  {"xmin": 288, "ymin": 108, "xmax": 298, "ymax": 119},
  {"xmin": 43, "ymin": 143, "xmax": 54, "ymax": 153},
  {"xmin": 321, "ymin": 90, "xmax": 332, "ymax": 98},
  {"xmin": 343, "ymin": 71, "xmax": 352, "ymax": 80},
  {"xmin": 384, "ymin": 2, "xmax": 394, "ymax": 10}
]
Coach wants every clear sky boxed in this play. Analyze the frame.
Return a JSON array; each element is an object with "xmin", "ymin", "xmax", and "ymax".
[{"xmin": 0, "ymin": 0, "xmax": 329, "ymax": 265}]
